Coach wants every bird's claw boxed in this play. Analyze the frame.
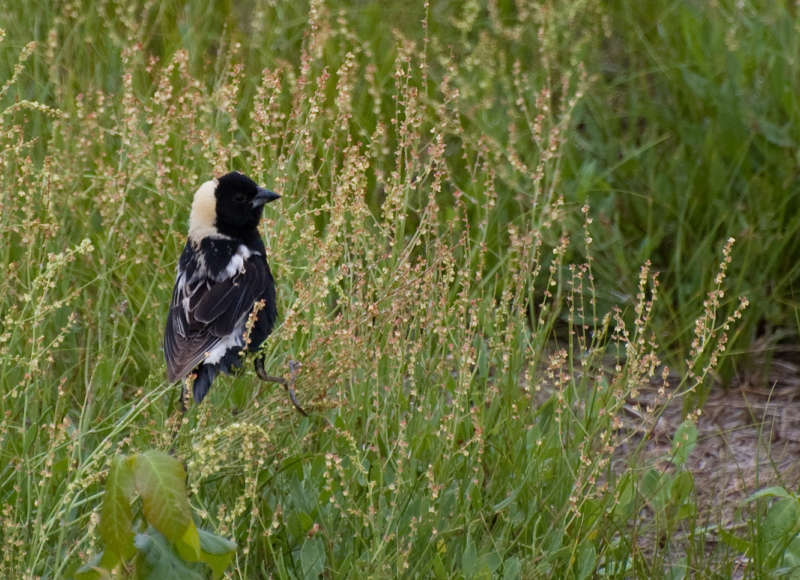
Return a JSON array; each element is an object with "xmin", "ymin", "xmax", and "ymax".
[
  {"xmin": 285, "ymin": 360, "xmax": 306, "ymax": 416},
  {"xmin": 255, "ymin": 357, "xmax": 307, "ymax": 416}
]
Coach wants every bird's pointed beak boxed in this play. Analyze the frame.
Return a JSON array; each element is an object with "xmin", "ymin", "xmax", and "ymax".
[{"xmin": 252, "ymin": 187, "xmax": 281, "ymax": 208}]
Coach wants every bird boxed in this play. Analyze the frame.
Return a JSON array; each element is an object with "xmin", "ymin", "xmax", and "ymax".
[{"xmin": 163, "ymin": 171, "xmax": 305, "ymax": 414}]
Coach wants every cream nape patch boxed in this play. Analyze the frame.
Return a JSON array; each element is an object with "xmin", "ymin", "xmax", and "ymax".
[{"xmin": 188, "ymin": 179, "xmax": 219, "ymax": 242}]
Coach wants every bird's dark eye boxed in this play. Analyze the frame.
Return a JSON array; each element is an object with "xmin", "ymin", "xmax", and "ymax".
[{"xmin": 233, "ymin": 192, "xmax": 247, "ymax": 203}]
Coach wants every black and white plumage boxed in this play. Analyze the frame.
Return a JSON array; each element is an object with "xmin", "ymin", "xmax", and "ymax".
[{"xmin": 164, "ymin": 171, "xmax": 281, "ymax": 404}]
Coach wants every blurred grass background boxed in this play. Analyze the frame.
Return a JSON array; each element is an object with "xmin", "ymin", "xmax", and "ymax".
[
  {"xmin": 570, "ymin": 0, "xmax": 800, "ymax": 382},
  {"xmin": 0, "ymin": 0, "xmax": 797, "ymax": 577}
]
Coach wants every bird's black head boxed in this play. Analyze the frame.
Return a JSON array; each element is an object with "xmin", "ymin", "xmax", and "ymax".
[{"xmin": 211, "ymin": 171, "xmax": 280, "ymax": 237}]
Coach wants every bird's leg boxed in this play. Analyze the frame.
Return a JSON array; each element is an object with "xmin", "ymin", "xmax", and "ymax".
[
  {"xmin": 254, "ymin": 357, "xmax": 307, "ymax": 416},
  {"xmin": 168, "ymin": 378, "xmax": 191, "ymax": 454},
  {"xmin": 179, "ymin": 380, "xmax": 188, "ymax": 413}
]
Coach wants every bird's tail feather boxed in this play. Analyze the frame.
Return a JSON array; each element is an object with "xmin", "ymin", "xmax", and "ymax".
[{"xmin": 192, "ymin": 365, "xmax": 218, "ymax": 403}]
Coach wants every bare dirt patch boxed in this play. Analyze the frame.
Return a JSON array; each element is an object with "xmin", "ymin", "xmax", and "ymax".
[{"xmin": 614, "ymin": 352, "xmax": 800, "ymax": 573}]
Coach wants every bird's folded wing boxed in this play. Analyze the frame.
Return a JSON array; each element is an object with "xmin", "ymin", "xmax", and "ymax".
[{"xmin": 164, "ymin": 255, "xmax": 268, "ymax": 381}]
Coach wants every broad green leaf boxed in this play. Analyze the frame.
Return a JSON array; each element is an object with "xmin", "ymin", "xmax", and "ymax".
[
  {"xmin": 670, "ymin": 420, "xmax": 697, "ymax": 467},
  {"xmin": 747, "ymin": 487, "xmax": 793, "ymax": 502},
  {"xmin": 525, "ymin": 425, "xmax": 538, "ymax": 453},
  {"xmin": 132, "ymin": 451, "xmax": 192, "ymax": 545},
  {"xmin": 175, "ymin": 519, "xmax": 202, "ymax": 563},
  {"xmin": 575, "ymin": 541, "xmax": 596, "ymax": 580},
  {"xmin": 757, "ymin": 119, "xmax": 794, "ymax": 148},
  {"xmin": 641, "ymin": 468, "xmax": 670, "ymax": 510},
  {"xmin": 680, "ymin": 67, "xmax": 709, "ymax": 99},
  {"xmin": 502, "ymin": 556, "xmax": 522, "ymax": 580},
  {"xmin": 299, "ymin": 536, "xmax": 326, "ymax": 579},
  {"xmin": 75, "ymin": 550, "xmax": 118, "ymax": 579},
  {"xmin": 288, "ymin": 510, "xmax": 314, "ymax": 542},
  {"xmin": 432, "ymin": 552, "xmax": 448, "ymax": 579},
  {"xmin": 492, "ymin": 491, "xmax": 518, "ymax": 512},
  {"xmin": 480, "ymin": 551, "xmax": 502, "ymax": 574},
  {"xmin": 99, "ymin": 455, "xmax": 136, "ymax": 562},
  {"xmin": 676, "ymin": 501, "xmax": 698, "ymax": 520},
  {"xmin": 544, "ymin": 528, "xmax": 563, "ymax": 553},
  {"xmin": 197, "ymin": 528, "xmax": 237, "ymax": 580},
  {"xmin": 782, "ymin": 536, "xmax": 800, "ymax": 571},
  {"xmin": 667, "ymin": 557, "xmax": 687, "ymax": 580},
  {"xmin": 764, "ymin": 498, "xmax": 800, "ymax": 549},
  {"xmin": 612, "ymin": 474, "xmax": 636, "ymax": 524},
  {"xmin": 670, "ymin": 471, "xmax": 694, "ymax": 504},
  {"xmin": 462, "ymin": 536, "xmax": 477, "ymax": 578},
  {"xmin": 718, "ymin": 528, "xmax": 750, "ymax": 554},
  {"xmin": 135, "ymin": 527, "xmax": 207, "ymax": 580},
  {"xmin": 197, "ymin": 527, "xmax": 236, "ymax": 554}
]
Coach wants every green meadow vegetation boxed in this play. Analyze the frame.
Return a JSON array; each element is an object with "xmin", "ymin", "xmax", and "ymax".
[{"xmin": 1, "ymin": 0, "xmax": 799, "ymax": 577}]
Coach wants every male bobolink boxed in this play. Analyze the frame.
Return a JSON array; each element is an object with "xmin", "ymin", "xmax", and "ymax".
[{"xmin": 164, "ymin": 171, "xmax": 303, "ymax": 412}]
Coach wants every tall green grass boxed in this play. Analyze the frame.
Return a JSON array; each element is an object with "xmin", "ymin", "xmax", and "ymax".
[
  {"xmin": 569, "ymin": 0, "xmax": 800, "ymax": 384},
  {"xmin": 0, "ymin": 0, "xmax": 795, "ymax": 577}
]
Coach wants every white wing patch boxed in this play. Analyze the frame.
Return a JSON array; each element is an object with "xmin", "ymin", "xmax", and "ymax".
[
  {"xmin": 218, "ymin": 244, "xmax": 255, "ymax": 281},
  {"xmin": 203, "ymin": 321, "xmax": 246, "ymax": 364},
  {"xmin": 174, "ymin": 272, "xmax": 189, "ymax": 334}
]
